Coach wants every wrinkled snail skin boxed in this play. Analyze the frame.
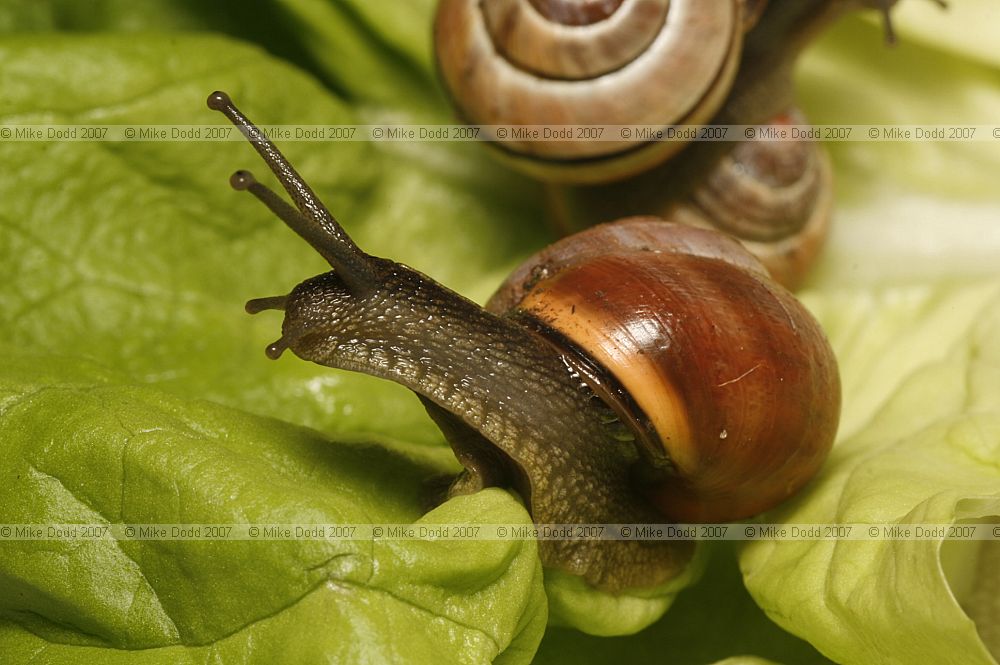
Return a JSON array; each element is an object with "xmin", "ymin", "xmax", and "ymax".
[{"xmin": 208, "ymin": 92, "xmax": 839, "ymax": 592}]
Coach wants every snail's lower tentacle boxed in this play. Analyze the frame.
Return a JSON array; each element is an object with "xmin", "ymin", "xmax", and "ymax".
[
  {"xmin": 246, "ymin": 295, "xmax": 288, "ymax": 314},
  {"xmin": 265, "ymin": 337, "xmax": 288, "ymax": 360}
]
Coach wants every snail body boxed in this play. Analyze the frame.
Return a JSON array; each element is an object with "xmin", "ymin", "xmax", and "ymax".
[{"xmin": 208, "ymin": 92, "xmax": 840, "ymax": 591}]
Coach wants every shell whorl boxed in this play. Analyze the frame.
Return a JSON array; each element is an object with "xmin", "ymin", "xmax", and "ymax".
[
  {"xmin": 673, "ymin": 110, "xmax": 833, "ymax": 289},
  {"xmin": 695, "ymin": 134, "xmax": 822, "ymax": 242},
  {"xmin": 483, "ymin": 0, "xmax": 667, "ymax": 79},
  {"xmin": 434, "ymin": 0, "xmax": 745, "ymax": 183}
]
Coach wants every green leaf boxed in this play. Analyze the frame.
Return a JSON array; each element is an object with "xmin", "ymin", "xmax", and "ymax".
[
  {"xmin": 542, "ymin": 547, "xmax": 707, "ymax": 637},
  {"xmin": 0, "ymin": 0, "xmax": 245, "ymax": 33},
  {"xmin": 0, "ymin": 32, "xmax": 562, "ymax": 658},
  {"xmin": 0, "ymin": 0, "xmax": 444, "ymax": 116},
  {"xmin": 0, "ymin": 0, "xmax": 327, "ymax": 90},
  {"xmin": 874, "ymin": 0, "xmax": 1000, "ymax": 69},
  {"xmin": 275, "ymin": 0, "xmax": 443, "ymax": 114},
  {"xmin": 0, "ymin": 351, "xmax": 546, "ymax": 662},
  {"xmin": 738, "ymin": 280, "xmax": 1000, "ymax": 665},
  {"xmin": 533, "ymin": 544, "xmax": 834, "ymax": 665},
  {"xmin": 727, "ymin": 19, "xmax": 1000, "ymax": 662},
  {"xmin": 0, "ymin": 33, "xmax": 544, "ymax": 446},
  {"xmin": 797, "ymin": 16, "xmax": 1000, "ymax": 289}
]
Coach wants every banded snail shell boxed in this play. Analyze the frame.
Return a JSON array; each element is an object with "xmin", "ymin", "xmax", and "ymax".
[
  {"xmin": 488, "ymin": 218, "xmax": 840, "ymax": 522},
  {"xmin": 434, "ymin": 0, "xmax": 748, "ymax": 183}
]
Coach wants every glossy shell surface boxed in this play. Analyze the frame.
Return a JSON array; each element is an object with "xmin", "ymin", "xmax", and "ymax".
[{"xmin": 489, "ymin": 218, "xmax": 840, "ymax": 521}]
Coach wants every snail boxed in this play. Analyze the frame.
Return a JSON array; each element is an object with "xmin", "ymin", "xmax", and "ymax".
[
  {"xmin": 207, "ymin": 91, "xmax": 840, "ymax": 592},
  {"xmin": 433, "ymin": 0, "xmax": 938, "ymax": 289}
]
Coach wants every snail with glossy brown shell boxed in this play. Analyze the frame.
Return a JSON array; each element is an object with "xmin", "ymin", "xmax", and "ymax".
[
  {"xmin": 208, "ymin": 91, "xmax": 840, "ymax": 592},
  {"xmin": 433, "ymin": 0, "xmax": 928, "ymax": 289}
]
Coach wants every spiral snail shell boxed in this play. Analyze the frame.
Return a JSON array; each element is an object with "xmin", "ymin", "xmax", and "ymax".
[
  {"xmin": 487, "ymin": 216, "xmax": 839, "ymax": 523},
  {"xmin": 435, "ymin": 0, "xmax": 748, "ymax": 183}
]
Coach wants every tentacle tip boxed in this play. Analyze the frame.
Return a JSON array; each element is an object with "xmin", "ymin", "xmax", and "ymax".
[
  {"xmin": 230, "ymin": 170, "xmax": 257, "ymax": 191},
  {"xmin": 265, "ymin": 339, "xmax": 288, "ymax": 360},
  {"xmin": 207, "ymin": 90, "xmax": 232, "ymax": 111}
]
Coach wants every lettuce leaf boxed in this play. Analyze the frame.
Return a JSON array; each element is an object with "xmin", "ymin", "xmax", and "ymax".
[
  {"xmin": 739, "ymin": 281, "xmax": 1000, "ymax": 665},
  {"xmin": 0, "ymin": 351, "xmax": 546, "ymax": 663},
  {"xmin": 533, "ymin": 544, "xmax": 834, "ymax": 665},
  {"xmin": 0, "ymin": 33, "xmax": 544, "ymax": 445},
  {"xmin": 797, "ymin": 15, "xmax": 1000, "ymax": 289},
  {"xmin": 0, "ymin": 33, "xmax": 549, "ymax": 661},
  {"xmin": 720, "ymin": 17, "xmax": 1000, "ymax": 664}
]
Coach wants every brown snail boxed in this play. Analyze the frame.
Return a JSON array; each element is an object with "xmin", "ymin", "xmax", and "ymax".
[
  {"xmin": 434, "ymin": 0, "xmax": 750, "ymax": 183},
  {"xmin": 208, "ymin": 91, "xmax": 840, "ymax": 592},
  {"xmin": 433, "ymin": 0, "xmax": 928, "ymax": 289}
]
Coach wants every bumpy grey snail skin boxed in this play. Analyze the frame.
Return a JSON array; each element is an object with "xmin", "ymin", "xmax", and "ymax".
[{"xmin": 207, "ymin": 91, "xmax": 840, "ymax": 593}]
